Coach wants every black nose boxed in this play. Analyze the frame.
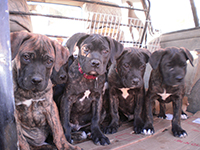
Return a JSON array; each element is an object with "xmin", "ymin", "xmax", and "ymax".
[
  {"xmin": 176, "ymin": 75, "xmax": 184, "ymax": 82},
  {"xmin": 132, "ymin": 78, "xmax": 140, "ymax": 85},
  {"xmin": 31, "ymin": 77, "xmax": 43, "ymax": 84},
  {"xmin": 91, "ymin": 59, "xmax": 100, "ymax": 68},
  {"xmin": 59, "ymin": 74, "xmax": 66, "ymax": 80}
]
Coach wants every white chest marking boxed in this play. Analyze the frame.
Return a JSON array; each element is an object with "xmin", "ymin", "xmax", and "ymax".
[
  {"xmin": 79, "ymin": 90, "xmax": 91, "ymax": 102},
  {"xmin": 119, "ymin": 88, "xmax": 130, "ymax": 99},
  {"xmin": 16, "ymin": 98, "xmax": 45, "ymax": 107},
  {"xmin": 157, "ymin": 89, "xmax": 171, "ymax": 100}
]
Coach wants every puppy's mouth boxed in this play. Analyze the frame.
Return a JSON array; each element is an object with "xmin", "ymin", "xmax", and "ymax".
[{"xmin": 89, "ymin": 71, "xmax": 98, "ymax": 76}]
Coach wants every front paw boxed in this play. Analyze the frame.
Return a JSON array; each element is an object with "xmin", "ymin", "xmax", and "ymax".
[
  {"xmin": 103, "ymin": 122, "xmax": 119, "ymax": 134},
  {"xmin": 142, "ymin": 123, "xmax": 154, "ymax": 135},
  {"xmin": 92, "ymin": 130, "xmax": 110, "ymax": 145},
  {"xmin": 134, "ymin": 118, "xmax": 144, "ymax": 134},
  {"xmin": 157, "ymin": 113, "xmax": 167, "ymax": 119},
  {"xmin": 172, "ymin": 125, "xmax": 187, "ymax": 137},
  {"xmin": 65, "ymin": 133, "xmax": 73, "ymax": 144}
]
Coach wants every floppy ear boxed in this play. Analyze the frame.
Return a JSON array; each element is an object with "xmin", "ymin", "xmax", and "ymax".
[
  {"xmin": 141, "ymin": 49, "xmax": 151, "ymax": 63},
  {"xmin": 10, "ymin": 31, "xmax": 32, "ymax": 60},
  {"xmin": 51, "ymin": 40, "xmax": 70, "ymax": 72},
  {"xmin": 76, "ymin": 34, "xmax": 90, "ymax": 48},
  {"xmin": 180, "ymin": 47, "xmax": 194, "ymax": 67},
  {"xmin": 105, "ymin": 36, "xmax": 124, "ymax": 64},
  {"xmin": 66, "ymin": 33, "xmax": 88, "ymax": 55},
  {"xmin": 149, "ymin": 49, "xmax": 166, "ymax": 70}
]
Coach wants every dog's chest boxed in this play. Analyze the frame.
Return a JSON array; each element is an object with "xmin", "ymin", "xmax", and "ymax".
[
  {"xmin": 119, "ymin": 88, "xmax": 131, "ymax": 99},
  {"xmin": 157, "ymin": 89, "xmax": 172, "ymax": 100},
  {"xmin": 79, "ymin": 90, "xmax": 91, "ymax": 102},
  {"xmin": 16, "ymin": 98, "xmax": 47, "ymax": 126}
]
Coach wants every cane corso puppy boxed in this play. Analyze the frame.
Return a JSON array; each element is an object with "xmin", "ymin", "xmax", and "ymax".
[
  {"xmin": 60, "ymin": 33, "xmax": 124, "ymax": 145},
  {"xmin": 104, "ymin": 47, "xmax": 150, "ymax": 134},
  {"xmin": 143, "ymin": 47, "xmax": 193, "ymax": 137},
  {"xmin": 11, "ymin": 31, "xmax": 81, "ymax": 150}
]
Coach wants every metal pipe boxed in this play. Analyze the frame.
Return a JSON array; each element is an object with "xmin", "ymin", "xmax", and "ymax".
[
  {"xmin": 9, "ymin": 11, "xmax": 144, "ymax": 29},
  {"xmin": 28, "ymin": 0, "xmax": 147, "ymax": 12},
  {"xmin": 139, "ymin": 0, "xmax": 150, "ymax": 47},
  {"xmin": 0, "ymin": 0, "xmax": 18, "ymax": 149},
  {"xmin": 190, "ymin": 0, "xmax": 199, "ymax": 27}
]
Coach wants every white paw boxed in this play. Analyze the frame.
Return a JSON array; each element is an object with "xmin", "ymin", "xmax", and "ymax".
[
  {"xmin": 81, "ymin": 131, "xmax": 87, "ymax": 139},
  {"xmin": 179, "ymin": 132, "xmax": 187, "ymax": 138},
  {"xmin": 142, "ymin": 129, "xmax": 154, "ymax": 135},
  {"xmin": 181, "ymin": 114, "xmax": 188, "ymax": 120}
]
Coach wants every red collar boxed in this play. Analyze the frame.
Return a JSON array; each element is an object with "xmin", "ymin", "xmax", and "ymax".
[{"xmin": 78, "ymin": 63, "xmax": 97, "ymax": 80}]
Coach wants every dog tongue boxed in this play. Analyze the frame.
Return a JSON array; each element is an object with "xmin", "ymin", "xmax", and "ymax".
[{"xmin": 89, "ymin": 71, "xmax": 98, "ymax": 76}]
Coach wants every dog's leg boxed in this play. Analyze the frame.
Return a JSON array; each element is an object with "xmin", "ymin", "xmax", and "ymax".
[
  {"xmin": 91, "ymin": 95, "xmax": 110, "ymax": 145},
  {"xmin": 60, "ymin": 95, "xmax": 74, "ymax": 144},
  {"xmin": 104, "ymin": 87, "xmax": 119, "ymax": 134},
  {"xmin": 142, "ymin": 92, "xmax": 155, "ymax": 135},
  {"xmin": 158, "ymin": 100, "xmax": 167, "ymax": 119},
  {"xmin": 46, "ymin": 100, "xmax": 81, "ymax": 150},
  {"xmin": 133, "ymin": 89, "xmax": 144, "ymax": 134},
  {"xmin": 171, "ymin": 98, "xmax": 187, "ymax": 137}
]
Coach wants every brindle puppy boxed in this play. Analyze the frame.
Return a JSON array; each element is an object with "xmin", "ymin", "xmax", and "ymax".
[
  {"xmin": 11, "ymin": 31, "xmax": 81, "ymax": 150},
  {"xmin": 104, "ymin": 47, "xmax": 150, "ymax": 134},
  {"xmin": 60, "ymin": 33, "xmax": 124, "ymax": 145},
  {"xmin": 143, "ymin": 47, "xmax": 193, "ymax": 137}
]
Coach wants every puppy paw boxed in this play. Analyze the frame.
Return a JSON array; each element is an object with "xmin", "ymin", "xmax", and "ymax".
[
  {"xmin": 157, "ymin": 114, "xmax": 167, "ymax": 119},
  {"xmin": 172, "ymin": 125, "xmax": 187, "ymax": 137},
  {"xmin": 103, "ymin": 122, "xmax": 119, "ymax": 134},
  {"xmin": 91, "ymin": 131, "xmax": 110, "ymax": 145},
  {"xmin": 181, "ymin": 112, "xmax": 188, "ymax": 120},
  {"xmin": 134, "ymin": 118, "xmax": 144, "ymax": 134},
  {"xmin": 142, "ymin": 124, "xmax": 154, "ymax": 135}
]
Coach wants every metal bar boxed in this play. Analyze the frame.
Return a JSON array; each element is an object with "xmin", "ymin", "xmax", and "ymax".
[
  {"xmin": 139, "ymin": 0, "xmax": 150, "ymax": 48},
  {"xmin": 9, "ymin": 11, "xmax": 144, "ymax": 29},
  {"xmin": 0, "ymin": 0, "xmax": 18, "ymax": 149},
  {"xmin": 190, "ymin": 0, "xmax": 199, "ymax": 27},
  {"xmin": 34, "ymin": 0, "xmax": 147, "ymax": 12}
]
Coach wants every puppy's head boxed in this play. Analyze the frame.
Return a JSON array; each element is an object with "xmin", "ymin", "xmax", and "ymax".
[
  {"xmin": 75, "ymin": 34, "xmax": 123, "ymax": 76},
  {"xmin": 116, "ymin": 47, "xmax": 150, "ymax": 88},
  {"xmin": 11, "ymin": 31, "xmax": 69, "ymax": 91},
  {"xmin": 149, "ymin": 47, "xmax": 193, "ymax": 86}
]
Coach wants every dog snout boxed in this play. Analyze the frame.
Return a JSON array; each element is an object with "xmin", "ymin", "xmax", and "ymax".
[
  {"xmin": 59, "ymin": 74, "xmax": 66, "ymax": 80},
  {"xmin": 132, "ymin": 78, "xmax": 140, "ymax": 85},
  {"xmin": 175, "ymin": 75, "xmax": 184, "ymax": 82},
  {"xmin": 90, "ymin": 59, "xmax": 100, "ymax": 68},
  {"xmin": 31, "ymin": 76, "xmax": 43, "ymax": 85}
]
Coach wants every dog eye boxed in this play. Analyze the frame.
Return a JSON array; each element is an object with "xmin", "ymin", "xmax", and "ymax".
[
  {"xmin": 139, "ymin": 64, "xmax": 145, "ymax": 70},
  {"xmin": 46, "ymin": 59, "xmax": 53, "ymax": 66},
  {"xmin": 22, "ymin": 54, "xmax": 30, "ymax": 61},
  {"xmin": 123, "ymin": 63, "xmax": 129, "ymax": 68},
  {"xmin": 102, "ymin": 49, "xmax": 109, "ymax": 55}
]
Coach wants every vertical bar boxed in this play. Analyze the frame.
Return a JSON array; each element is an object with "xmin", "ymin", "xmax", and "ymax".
[
  {"xmin": 190, "ymin": 0, "xmax": 199, "ymax": 27},
  {"xmin": 0, "ymin": 0, "xmax": 18, "ymax": 150},
  {"xmin": 139, "ymin": 0, "xmax": 150, "ymax": 48}
]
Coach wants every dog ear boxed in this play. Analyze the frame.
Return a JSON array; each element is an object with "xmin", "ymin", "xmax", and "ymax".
[
  {"xmin": 51, "ymin": 40, "xmax": 70, "ymax": 72},
  {"xmin": 149, "ymin": 49, "xmax": 166, "ymax": 70},
  {"xmin": 105, "ymin": 36, "xmax": 124, "ymax": 64},
  {"xmin": 141, "ymin": 49, "xmax": 151, "ymax": 63},
  {"xmin": 10, "ymin": 31, "xmax": 32, "ymax": 60},
  {"xmin": 76, "ymin": 34, "xmax": 90, "ymax": 48},
  {"xmin": 180, "ymin": 47, "xmax": 194, "ymax": 67}
]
